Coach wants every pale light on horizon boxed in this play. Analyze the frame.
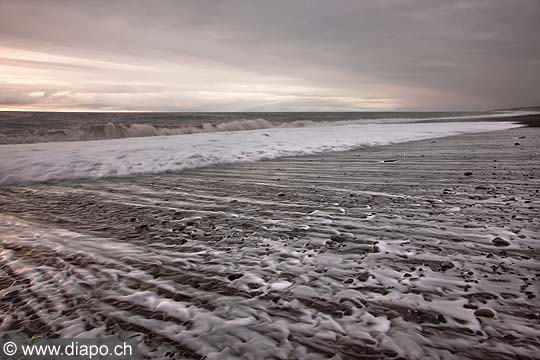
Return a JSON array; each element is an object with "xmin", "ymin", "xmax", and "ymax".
[{"xmin": 1, "ymin": 1, "xmax": 539, "ymax": 111}]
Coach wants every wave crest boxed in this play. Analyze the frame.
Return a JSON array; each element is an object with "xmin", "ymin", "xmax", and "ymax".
[
  {"xmin": 0, "ymin": 121, "xmax": 519, "ymax": 185},
  {"xmin": 5, "ymin": 118, "xmax": 279, "ymax": 144}
]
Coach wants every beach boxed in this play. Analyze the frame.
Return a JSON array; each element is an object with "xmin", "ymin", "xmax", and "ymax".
[{"xmin": 0, "ymin": 119, "xmax": 538, "ymax": 359}]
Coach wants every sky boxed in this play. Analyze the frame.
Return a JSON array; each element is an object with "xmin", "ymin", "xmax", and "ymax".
[{"xmin": 0, "ymin": 0, "xmax": 539, "ymax": 112}]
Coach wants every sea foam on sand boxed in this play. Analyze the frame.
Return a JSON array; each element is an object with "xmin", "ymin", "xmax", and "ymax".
[{"xmin": 0, "ymin": 121, "xmax": 519, "ymax": 185}]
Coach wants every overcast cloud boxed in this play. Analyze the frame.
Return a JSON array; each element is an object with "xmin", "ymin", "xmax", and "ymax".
[{"xmin": 1, "ymin": 0, "xmax": 539, "ymax": 111}]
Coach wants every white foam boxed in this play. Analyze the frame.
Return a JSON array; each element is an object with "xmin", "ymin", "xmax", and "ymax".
[
  {"xmin": 4, "ymin": 110, "xmax": 533, "ymax": 144},
  {"xmin": 0, "ymin": 121, "xmax": 520, "ymax": 185}
]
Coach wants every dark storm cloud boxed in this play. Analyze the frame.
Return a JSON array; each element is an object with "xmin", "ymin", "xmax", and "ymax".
[{"xmin": 0, "ymin": 0, "xmax": 539, "ymax": 110}]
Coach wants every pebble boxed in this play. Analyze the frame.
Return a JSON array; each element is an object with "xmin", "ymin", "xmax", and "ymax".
[
  {"xmin": 440, "ymin": 261, "xmax": 454, "ymax": 270},
  {"xmin": 492, "ymin": 237, "xmax": 510, "ymax": 247},
  {"xmin": 135, "ymin": 224, "xmax": 149, "ymax": 231},
  {"xmin": 464, "ymin": 171, "xmax": 473, "ymax": 176},
  {"xmin": 330, "ymin": 234, "xmax": 348, "ymax": 243},
  {"xmin": 474, "ymin": 308, "xmax": 495, "ymax": 318},
  {"xmin": 227, "ymin": 273, "xmax": 243, "ymax": 281},
  {"xmin": 357, "ymin": 271, "xmax": 370, "ymax": 282}
]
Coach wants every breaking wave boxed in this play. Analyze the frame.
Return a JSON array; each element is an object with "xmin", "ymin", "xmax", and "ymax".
[
  {"xmin": 6, "ymin": 119, "xmax": 280, "ymax": 144},
  {"xmin": 0, "ymin": 121, "xmax": 520, "ymax": 185},
  {"xmin": 2, "ymin": 111, "xmax": 534, "ymax": 144}
]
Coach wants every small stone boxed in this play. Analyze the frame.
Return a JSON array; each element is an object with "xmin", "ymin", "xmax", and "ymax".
[
  {"xmin": 135, "ymin": 224, "xmax": 149, "ymax": 231},
  {"xmin": 383, "ymin": 159, "xmax": 398, "ymax": 163},
  {"xmin": 474, "ymin": 308, "xmax": 495, "ymax": 318},
  {"xmin": 464, "ymin": 171, "xmax": 473, "ymax": 176},
  {"xmin": 492, "ymin": 237, "xmax": 510, "ymax": 247},
  {"xmin": 514, "ymin": 142, "xmax": 520, "ymax": 146},
  {"xmin": 441, "ymin": 261, "xmax": 454, "ymax": 270},
  {"xmin": 357, "ymin": 271, "xmax": 370, "ymax": 282},
  {"xmin": 276, "ymin": 193, "xmax": 286, "ymax": 197},
  {"xmin": 227, "ymin": 273, "xmax": 243, "ymax": 281},
  {"xmin": 403, "ymin": 273, "xmax": 412, "ymax": 278},
  {"xmin": 330, "ymin": 234, "xmax": 348, "ymax": 243},
  {"xmin": 344, "ymin": 278, "xmax": 354, "ymax": 284}
]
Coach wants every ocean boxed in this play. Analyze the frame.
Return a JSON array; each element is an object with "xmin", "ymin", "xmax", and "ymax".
[
  {"xmin": 1, "ymin": 110, "xmax": 538, "ymax": 359},
  {"xmin": 0, "ymin": 111, "xmax": 526, "ymax": 185},
  {"xmin": 0, "ymin": 111, "xmax": 500, "ymax": 144}
]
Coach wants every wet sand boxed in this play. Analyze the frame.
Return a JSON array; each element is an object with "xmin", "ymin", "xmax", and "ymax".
[{"xmin": 0, "ymin": 126, "xmax": 539, "ymax": 359}]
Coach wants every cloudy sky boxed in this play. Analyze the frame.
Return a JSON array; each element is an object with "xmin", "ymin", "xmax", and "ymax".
[{"xmin": 1, "ymin": 0, "xmax": 539, "ymax": 112}]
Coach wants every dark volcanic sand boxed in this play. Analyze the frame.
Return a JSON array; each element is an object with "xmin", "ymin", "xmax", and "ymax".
[{"xmin": 0, "ymin": 127, "xmax": 539, "ymax": 359}]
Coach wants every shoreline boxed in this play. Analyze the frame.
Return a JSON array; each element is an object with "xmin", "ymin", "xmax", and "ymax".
[
  {"xmin": 0, "ymin": 126, "xmax": 539, "ymax": 359},
  {"xmin": 0, "ymin": 120, "xmax": 521, "ymax": 185}
]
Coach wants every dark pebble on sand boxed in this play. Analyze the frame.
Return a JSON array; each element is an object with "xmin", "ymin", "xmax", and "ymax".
[
  {"xmin": 330, "ymin": 234, "xmax": 348, "ymax": 243},
  {"xmin": 344, "ymin": 278, "xmax": 354, "ymax": 284},
  {"xmin": 135, "ymin": 224, "xmax": 149, "ymax": 231},
  {"xmin": 276, "ymin": 193, "xmax": 286, "ymax": 197},
  {"xmin": 514, "ymin": 142, "xmax": 520, "ymax": 146},
  {"xmin": 440, "ymin": 261, "xmax": 454, "ymax": 270},
  {"xmin": 227, "ymin": 273, "xmax": 243, "ymax": 281},
  {"xmin": 464, "ymin": 172, "xmax": 473, "ymax": 176},
  {"xmin": 357, "ymin": 271, "xmax": 370, "ymax": 281},
  {"xmin": 474, "ymin": 308, "xmax": 495, "ymax": 318},
  {"xmin": 492, "ymin": 237, "xmax": 510, "ymax": 247},
  {"xmin": 383, "ymin": 159, "xmax": 398, "ymax": 163},
  {"xmin": 382, "ymin": 350, "xmax": 398, "ymax": 357}
]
